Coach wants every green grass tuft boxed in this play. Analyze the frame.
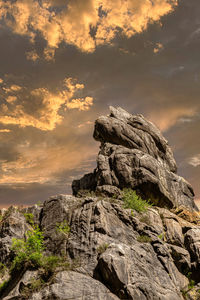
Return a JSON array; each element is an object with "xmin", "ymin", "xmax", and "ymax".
[
  {"xmin": 23, "ymin": 213, "xmax": 35, "ymax": 226},
  {"xmin": 137, "ymin": 235, "xmax": 152, "ymax": 243},
  {"xmin": 122, "ymin": 189, "xmax": 151, "ymax": 213},
  {"xmin": 56, "ymin": 220, "xmax": 70, "ymax": 235},
  {"xmin": 97, "ymin": 243, "xmax": 109, "ymax": 254}
]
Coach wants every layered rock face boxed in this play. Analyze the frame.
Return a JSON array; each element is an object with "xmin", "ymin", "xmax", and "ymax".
[
  {"xmin": 0, "ymin": 196, "xmax": 200, "ymax": 300},
  {"xmin": 72, "ymin": 106, "xmax": 198, "ymax": 211}
]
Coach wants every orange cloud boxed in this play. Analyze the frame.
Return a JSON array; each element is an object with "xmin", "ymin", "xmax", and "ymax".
[
  {"xmin": 3, "ymin": 84, "xmax": 22, "ymax": 93},
  {"xmin": 0, "ymin": 77, "xmax": 94, "ymax": 131},
  {"xmin": 6, "ymin": 96, "xmax": 17, "ymax": 103},
  {"xmin": 147, "ymin": 107, "xmax": 196, "ymax": 132},
  {"xmin": 66, "ymin": 96, "xmax": 93, "ymax": 111},
  {"xmin": 0, "ymin": 0, "xmax": 178, "ymax": 57},
  {"xmin": 0, "ymin": 129, "xmax": 11, "ymax": 133},
  {"xmin": 26, "ymin": 50, "xmax": 39, "ymax": 61},
  {"xmin": 0, "ymin": 141, "xmax": 97, "ymax": 185},
  {"xmin": 43, "ymin": 47, "xmax": 56, "ymax": 61},
  {"xmin": 153, "ymin": 42, "xmax": 164, "ymax": 53}
]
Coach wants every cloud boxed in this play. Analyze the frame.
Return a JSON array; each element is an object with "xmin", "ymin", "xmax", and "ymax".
[
  {"xmin": 6, "ymin": 96, "xmax": 17, "ymax": 103},
  {"xmin": 0, "ymin": 0, "xmax": 178, "ymax": 57},
  {"xmin": 66, "ymin": 96, "xmax": 93, "ymax": 111},
  {"xmin": 26, "ymin": 50, "xmax": 39, "ymax": 62},
  {"xmin": 188, "ymin": 154, "xmax": 200, "ymax": 167},
  {"xmin": 43, "ymin": 47, "xmax": 56, "ymax": 61},
  {"xmin": 3, "ymin": 85, "xmax": 22, "ymax": 93},
  {"xmin": 147, "ymin": 107, "xmax": 197, "ymax": 132},
  {"xmin": 0, "ymin": 76, "xmax": 94, "ymax": 131},
  {"xmin": 77, "ymin": 121, "xmax": 93, "ymax": 128},
  {"xmin": 196, "ymin": 199, "xmax": 200, "ymax": 209},
  {"xmin": 153, "ymin": 42, "xmax": 164, "ymax": 53},
  {"xmin": 0, "ymin": 138, "xmax": 97, "ymax": 186},
  {"xmin": 0, "ymin": 129, "xmax": 11, "ymax": 133}
]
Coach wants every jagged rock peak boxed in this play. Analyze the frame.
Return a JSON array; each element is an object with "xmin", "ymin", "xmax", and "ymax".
[
  {"xmin": 72, "ymin": 106, "xmax": 198, "ymax": 212},
  {"xmin": 94, "ymin": 106, "xmax": 177, "ymax": 172}
]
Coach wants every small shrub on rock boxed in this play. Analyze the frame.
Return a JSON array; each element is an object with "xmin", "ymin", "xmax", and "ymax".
[
  {"xmin": 11, "ymin": 225, "xmax": 44, "ymax": 272},
  {"xmin": 122, "ymin": 189, "xmax": 151, "ymax": 213},
  {"xmin": 23, "ymin": 213, "xmax": 35, "ymax": 226},
  {"xmin": 0, "ymin": 263, "xmax": 7, "ymax": 277},
  {"xmin": 97, "ymin": 243, "xmax": 109, "ymax": 254},
  {"xmin": 42, "ymin": 255, "xmax": 62, "ymax": 275},
  {"xmin": 137, "ymin": 235, "xmax": 152, "ymax": 243},
  {"xmin": 56, "ymin": 220, "xmax": 70, "ymax": 235}
]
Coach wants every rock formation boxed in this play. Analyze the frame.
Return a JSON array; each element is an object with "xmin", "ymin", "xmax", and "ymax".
[
  {"xmin": 0, "ymin": 107, "xmax": 200, "ymax": 300},
  {"xmin": 0, "ymin": 195, "xmax": 200, "ymax": 299},
  {"xmin": 72, "ymin": 106, "xmax": 198, "ymax": 212}
]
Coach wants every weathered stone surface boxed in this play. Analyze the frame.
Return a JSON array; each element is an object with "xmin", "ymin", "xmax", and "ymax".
[
  {"xmin": 41, "ymin": 194, "xmax": 83, "ymax": 256},
  {"xmin": 40, "ymin": 196, "xmax": 189, "ymax": 299},
  {"xmin": 0, "ymin": 207, "xmax": 31, "ymax": 264},
  {"xmin": 185, "ymin": 228, "xmax": 200, "ymax": 264},
  {"xmin": 158, "ymin": 208, "xmax": 184, "ymax": 247},
  {"xmin": 168, "ymin": 244, "xmax": 191, "ymax": 274},
  {"xmin": 95, "ymin": 242, "xmax": 186, "ymax": 300},
  {"xmin": 0, "ymin": 194, "xmax": 199, "ymax": 300},
  {"xmin": 41, "ymin": 195, "xmax": 138, "ymax": 274},
  {"xmin": 30, "ymin": 271, "xmax": 119, "ymax": 300},
  {"xmin": 94, "ymin": 106, "xmax": 177, "ymax": 172},
  {"xmin": 173, "ymin": 206, "xmax": 200, "ymax": 225},
  {"xmin": 184, "ymin": 227, "xmax": 200, "ymax": 283},
  {"xmin": 22, "ymin": 204, "xmax": 43, "ymax": 226},
  {"xmin": 136, "ymin": 207, "xmax": 164, "ymax": 235},
  {"xmin": 4, "ymin": 270, "xmax": 39, "ymax": 300},
  {"xmin": 72, "ymin": 106, "xmax": 198, "ymax": 212}
]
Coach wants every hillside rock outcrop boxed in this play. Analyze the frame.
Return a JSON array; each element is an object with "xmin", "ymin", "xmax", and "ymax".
[
  {"xmin": 0, "ymin": 195, "xmax": 200, "ymax": 300},
  {"xmin": 72, "ymin": 107, "xmax": 198, "ymax": 212}
]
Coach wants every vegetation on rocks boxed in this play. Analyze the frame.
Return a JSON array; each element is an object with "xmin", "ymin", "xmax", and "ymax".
[
  {"xmin": 97, "ymin": 243, "xmax": 109, "ymax": 254},
  {"xmin": 56, "ymin": 220, "xmax": 70, "ymax": 235},
  {"xmin": 21, "ymin": 277, "xmax": 45, "ymax": 298},
  {"xmin": 122, "ymin": 188, "xmax": 151, "ymax": 213},
  {"xmin": 0, "ymin": 224, "xmax": 74, "ymax": 297},
  {"xmin": 137, "ymin": 235, "xmax": 152, "ymax": 243},
  {"xmin": 11, "ymin": 226, "xmax": 44, "ymax": 272},
  {"xmin": 23, "ymin": 213, "xmax": 35, "ymax": 226},
  {"xmin": 0, "ymin": 263, "xmax": 7, "ymax": 277}
]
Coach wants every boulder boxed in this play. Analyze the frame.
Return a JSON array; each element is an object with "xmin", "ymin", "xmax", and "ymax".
[
  {"xmin": 185, "ymin": 228, "xmax": 200, "ymax": 265},
  {"xmin": 168, "ymin": 244, "xmax": 191, "ymax": 274},
  {"xmin": 184, "ymin": 227, "xmax": 200, "ymax": 282},
  {"xmin": 72, "ymin": 106, "xmax": 198, "ymax": 212},
  {"xmin": 29, "ymin": 271, "xmax": 119, "ymax": 300},
  {"xmin": 95, "ymin": 242, "xmax": 186, "ymax": 299},
  {"xmin": 158, "ymin": 208, "xmax": 184, "ymax": 247}
]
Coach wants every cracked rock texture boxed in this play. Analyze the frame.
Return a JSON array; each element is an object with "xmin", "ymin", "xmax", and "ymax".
[
  {"xmin": 72, "ymin": 107, "xmax": 198, "ymax": 212},
  {"xmin": 0, "ymin": 195, "xmax": 200, "ymax": 300}
]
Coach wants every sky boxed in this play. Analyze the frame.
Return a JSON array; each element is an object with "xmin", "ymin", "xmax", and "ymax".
[{"xmin": 0, "ymin": 0, "xmax": 200, "ymax": 208}]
